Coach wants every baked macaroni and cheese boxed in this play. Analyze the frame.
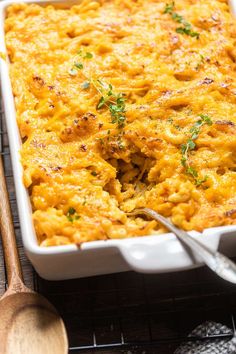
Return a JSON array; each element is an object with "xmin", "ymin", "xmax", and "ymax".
[{"xmin": 5, "ymin": 0, "xmax": 236, "ymax": 246}]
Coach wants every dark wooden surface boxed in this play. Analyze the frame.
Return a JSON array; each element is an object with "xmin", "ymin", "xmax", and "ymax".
[{"xmin": 1, "ymin": 105, "xmax": 236, "ymax": 354}]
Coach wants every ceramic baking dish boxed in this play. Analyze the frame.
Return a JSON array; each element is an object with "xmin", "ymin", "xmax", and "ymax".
[{"xmin": 0, "ymin": 0, "xmax": 236, "ymax": 280}]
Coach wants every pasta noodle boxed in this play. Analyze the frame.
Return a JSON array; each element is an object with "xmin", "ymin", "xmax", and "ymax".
[{"xmin": 4, "ymin": 0, "xmax": 236, "ymax": 246}]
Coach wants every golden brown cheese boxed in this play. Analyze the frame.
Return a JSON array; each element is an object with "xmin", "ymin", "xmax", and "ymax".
[{"xmin": 5, "ymin": 0, "xmax": 236, "ymax": 246}]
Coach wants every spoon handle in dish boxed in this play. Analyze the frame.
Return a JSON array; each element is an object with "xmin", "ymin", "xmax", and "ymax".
[{"xmin": 130, "ymin": 208, "xmax": 236, "ymax": 284}]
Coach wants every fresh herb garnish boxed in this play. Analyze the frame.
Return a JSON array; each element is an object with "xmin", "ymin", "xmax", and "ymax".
[
  {"xmin": 110, "ymin": 95, "xmax": 126, "ymax": 127},
  {"xmin": 91, "ymin": 171, "xmax": 97, "ymax": 176},
  {"xmin": 67, "ymin": 215, "xmax": 73, "ymax": 222},
  {"xmin": 180, "ymin": 114, "xmax": 212, "ymax": 185},
  {"xmin": 74, "ymin": 62, "xmax": 83, "ymax": 70},
  {"xmin": 68, "ymin": 50, "xmax": 93, "ymax": 76},
  {"xmin": 195, "ymin": 176, "xmax": 208, "ymax": 187},
  {"xmin": 66, "ymin": 207, "xmax": 80, "ymax": 222},
  {"xmin": 68, "ymin": 68, "xmax": 78, "ymax": 76},
  {"xmin": 176, "ymin": 25, "xmax": 199, "ymax": 38},
  {"xmin": 97, "ymin": 96, "xmax": 106, "ymax": 109},
  {"xmin": 68, "ymin": 53, "xmax": 126, "ymax": 128},
  {"xmin": 69, "ymin": 62, "xmax": 83, "ymax": 76},
  {"xmin": 84, "ymin": 52, "xmax": 93, "ymax": 59},
  {"xmin": 164, "ymin": 2, "xmax": 200, "ymax": 39},
  {"xmin": 81, "ymin": 81, "xmax": 90, "ymax": 89},
  {"xmin": 68, "ymin": 207, "xmax": 76, "ymax": 215},
  {"xmin": 96, "ymin": 80, "xmax": 126, "ymax": 128},
  {"xmin": 76, "ymin": 50, "xmax": 93, "ymax": 59},
  {"xmin": 164, "ymin": 1, "xmax": 175, "ymax": 14}
]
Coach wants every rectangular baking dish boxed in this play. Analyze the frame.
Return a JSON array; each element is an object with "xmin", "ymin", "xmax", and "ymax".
[{"xmin": 0, "ymin": 0, "xmax": 236, "ymax": 280}]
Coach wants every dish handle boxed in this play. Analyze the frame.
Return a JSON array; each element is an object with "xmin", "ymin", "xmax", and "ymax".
[{"xmin": 118, "ymin": 227, "xmax": 236, "ymax": 274}]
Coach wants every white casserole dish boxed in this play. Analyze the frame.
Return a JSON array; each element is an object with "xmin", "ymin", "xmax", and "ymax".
[{"xmin": 0, "ymin": 0, "xmax": 236, "ymax": 280}]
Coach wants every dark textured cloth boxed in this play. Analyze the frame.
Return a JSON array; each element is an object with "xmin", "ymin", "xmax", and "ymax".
[{"xmin": 175, "ymin": 321, "xmax": 236, "ymax": 354}]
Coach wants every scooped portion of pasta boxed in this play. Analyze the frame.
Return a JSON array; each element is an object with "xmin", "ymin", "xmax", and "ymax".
[{"xmin": 5, "ymin": 0, "xmax": 236, "ymax": 245}]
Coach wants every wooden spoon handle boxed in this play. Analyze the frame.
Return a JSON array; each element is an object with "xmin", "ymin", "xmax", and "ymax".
[{"xmin": 0, "ymin": 156, "xmax": 24, "ymax": 290}]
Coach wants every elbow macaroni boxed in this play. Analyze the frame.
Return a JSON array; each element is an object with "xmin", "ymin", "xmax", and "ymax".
[{"xmin": 4, "ymin": 0, "xmax": 236, "ymax": 246}]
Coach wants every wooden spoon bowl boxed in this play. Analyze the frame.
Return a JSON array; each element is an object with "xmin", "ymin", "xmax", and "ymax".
[{"xmin": 0, "ymin": 291, "xmax": 67, "ymax": 354}]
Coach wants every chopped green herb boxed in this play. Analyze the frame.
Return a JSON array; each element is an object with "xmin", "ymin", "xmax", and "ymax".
[
  {"xmin": 74, "ymin": 62, "xmax": 83, "ymax": 70},
  {"xmin": 164, "ymin": 1, "xmax": 174, "ymax": 14},
  {"xmin": 67, "ymin": 207, "xmax": 80, "ymax": 222},
  {"xmin": 109, "ymin": 96, "xmax": 126, "ymax": 127},
  {"xmin": 69, "ymin": 68, "xmax": 78, "ymax": 76},
  {"xmin": 68, "ymin": 207, "xmax": 76, "ymax": 215},
  {"xmin": 69, "ymin": 58, "xmax": 126, "ymax": 128},
  {"xmin": 187, "ymin": 139, "xmax": 196, "ymax": 150},
  {"xmin": 199, "ymin": 114, "xmax": 213, "ymax": 125},
  {"xmin": 76, "ymin": 50, "xmax": 93, "ymax": 59},
  {"xmin": 176, "ymin": 26, "xmax": 199, "ymax": 38},
  {"xmin": 71, "ymin": 50, "xmax": 93, "ymax": 78},
  {"xmin": 81, "ymin": 81, "xmax": 90, "ymax": 89},
  {"xmin": 180, "ymin": 114, "xmax": 212, "ymax": 185},
  {"xmin": 84, "ymin": 52, "xmax": 93, "ymax": 59},
  {"xmin": 186, "ymin": 166, "xmax": 198, "ymax": 178},
  {"xmin": 195, "ymin": 175, "xmax": 208, "ymax": 186},
  {"xmin": 181, "ymin": 156, "xmax": 187, "ymax": 167},
  {"xmin": 164, "ymin": 2, "xmax": 200, "ymax": 39},
  {"xmin": 97, "ymin": 96, "xmax": 106, "ymax": 109},
  {"xmin": 96, "ymin": 81, "xmax": 126, "ymax": 128},
  {"xmin": 69, "ymin": 60, "xmax": 84, "ymax": 76},
  {"xmin": 172, "ymin": 12, "xmax": 183, "ymax": 23},
  {"xmin": 91, "ymin": 171, "xmax": 97, "ymax": 176},
  {"xmin": 107, "ymin": 84, "xmax": 113, "ymax": 96}
]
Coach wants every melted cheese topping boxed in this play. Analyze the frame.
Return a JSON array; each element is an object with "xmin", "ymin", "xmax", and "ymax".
[{"xmin": 5, "ymin": 0, "xmax": 236, "ymax": 246}]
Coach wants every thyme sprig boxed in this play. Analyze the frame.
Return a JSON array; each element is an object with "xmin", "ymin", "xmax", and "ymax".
[
  {"xmin": 181, "ymin": 114, "xmax": 212, "ymax": 185},
  {"xmin": 95, "ymin": 80, "xmax": 126, "ymax": 128},
  {"xmin": 68, "ymin": 51, "xmax": 126, "ymax": 128},
  {"xmin": 164, "ymin": 2, "xmax": 200, "ymax": 39},
  {"xmin": 68, "ymin": 50, "xmax": 93, "ymax": 76}
]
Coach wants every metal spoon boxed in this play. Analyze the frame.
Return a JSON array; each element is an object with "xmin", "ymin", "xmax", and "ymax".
[{"xmin": 128, "ymin": 208, "xmax": 236, "ymax": 284}]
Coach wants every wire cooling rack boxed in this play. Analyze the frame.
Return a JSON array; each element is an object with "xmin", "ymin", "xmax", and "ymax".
[{"xmin": 1, "ymin": 99, "xmax": 236, "ymax": 354}]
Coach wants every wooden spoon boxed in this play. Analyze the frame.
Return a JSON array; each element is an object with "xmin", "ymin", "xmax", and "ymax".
[{"xmin": 0, "ymin": 157, "xmax": 68, "ymax": 354}]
